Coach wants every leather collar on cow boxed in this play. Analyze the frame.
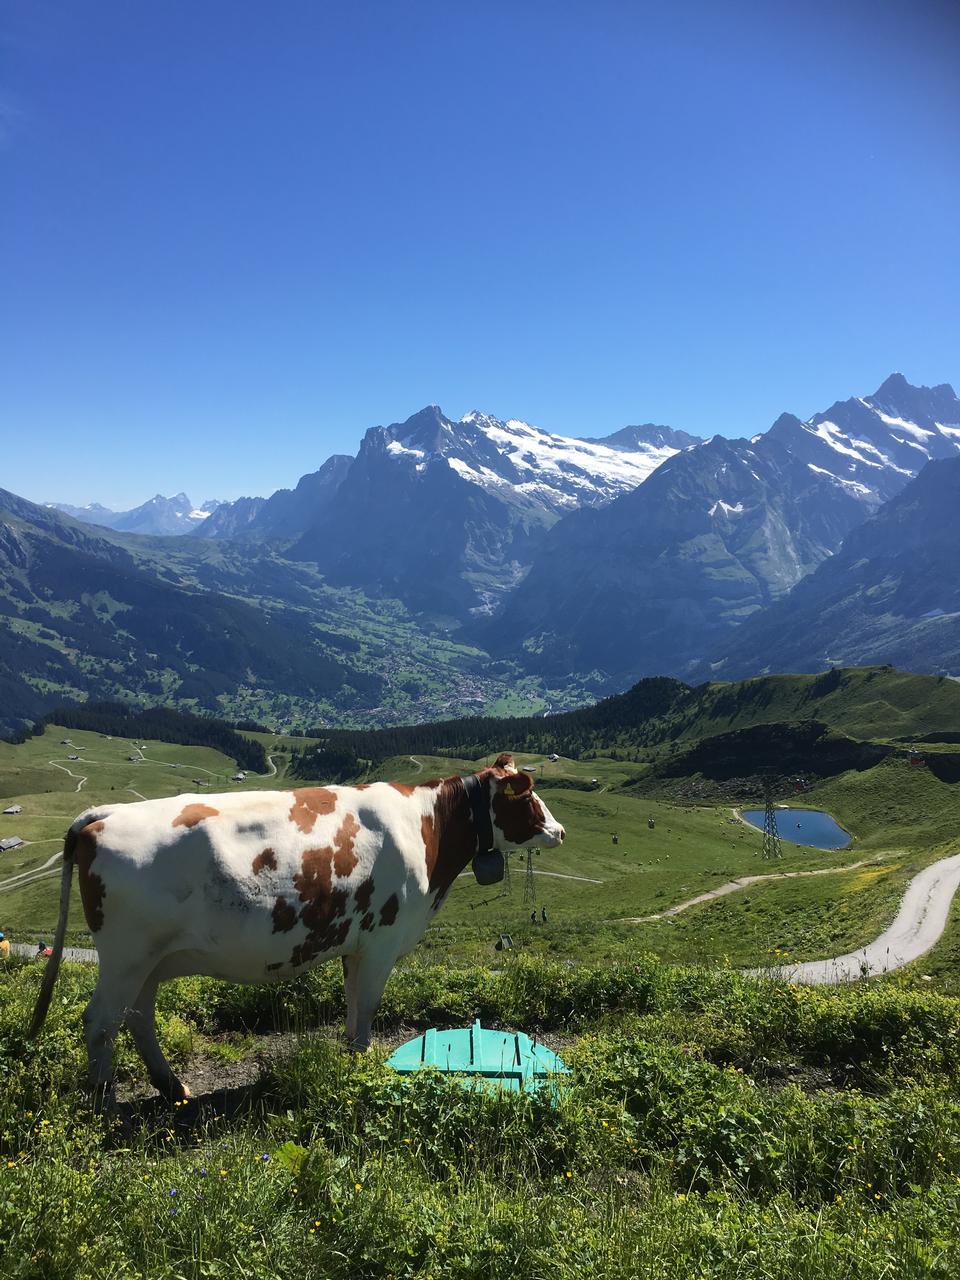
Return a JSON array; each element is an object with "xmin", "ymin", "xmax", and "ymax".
[
  {"xmin": 462, "ymin": 773, "xmax": 505, "ymax": 886},
  {"xmin": 462, "ymin": 772, "xmax": 494, "ymax": 854}
]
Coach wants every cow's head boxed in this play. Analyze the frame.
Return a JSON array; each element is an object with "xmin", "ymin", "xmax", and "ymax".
[{"xmin": 487, "ymin": 754, "xmax": 565, "ymax": 851}]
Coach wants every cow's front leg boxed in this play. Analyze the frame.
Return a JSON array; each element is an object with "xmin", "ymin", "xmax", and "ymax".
[{"xmin": 344, "ymin": 951, "xmax": 397, "ymax": 1052}]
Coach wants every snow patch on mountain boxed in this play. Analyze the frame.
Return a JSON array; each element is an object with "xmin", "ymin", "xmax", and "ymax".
[
  {"xmin": 457, "ymin": 410, "xmax": 679, "ymax": 509},
  {"xmin": 806, "ymin": 464, "xmax": 873, "ymax": 498},
  {"xmin": 874, "ymin": 412, "xmax": 936, "ymax": 442},
  {"xmin": 369, "ymin": 405, "xmax": 685, "ymax": 517},
  {"xmin": 446, "ymin": 456, "xmax": 504, "ymax": 487},
  {"xmin": 808, "ymin": 422, "xmax": 884, "ymax": 468},
  {"xmin": 386, "ymin": 440, "xmax": 428, "ymax": 468}
]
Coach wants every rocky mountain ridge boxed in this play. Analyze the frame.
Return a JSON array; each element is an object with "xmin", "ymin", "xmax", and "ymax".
[
  {"xmin": 699, "ymin": 453, "xmax": 960, "ymax": 679},
  {"xmin": 196, "ymin": 455, "xmax": 353, "ymax": 541},
  {"xmin": 486, "ymin": 374, "xmax": 960, "ymax": 684},
  {"xmin": 291, "ymin": 405, "xmax": 694, "ymax": 616}
]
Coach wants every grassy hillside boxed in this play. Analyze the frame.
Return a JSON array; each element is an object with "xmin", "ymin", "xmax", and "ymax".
[
  {"xmin": 297, "ymin": 667, "xmax": 960, "ymax": 773},
  {"xmin": 0, "ymin": 723, "xmax": 317, "ymax": 943},
  {"xmin": 394, "ymin": 749, "xmax": 960, "ymax": 981},
  {"xmin": 4, "ymin": 709, "xmax": 960, "ymax": 989},
  {"xmin": 662, "ymin": 667, "xmax": 960, "ymax": 743}
]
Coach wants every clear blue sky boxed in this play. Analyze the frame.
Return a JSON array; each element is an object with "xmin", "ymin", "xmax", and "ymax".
[{"xmin": 3, "ymin": 0, "xmax": 958, "ymax": 507}]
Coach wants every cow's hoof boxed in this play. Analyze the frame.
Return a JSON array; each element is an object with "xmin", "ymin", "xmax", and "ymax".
[
  {"xmin": 88, "ymin": 1082, "xmax": 118, "ymax": 1114},
  {"xmin": 156, "ymin": 1079, "xmax": 191, "ymax": 1104}
]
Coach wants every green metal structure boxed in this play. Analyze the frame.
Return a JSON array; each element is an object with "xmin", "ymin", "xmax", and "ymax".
[
  {"xmin": 387, "ymin": 1019, "xmax": 569, "ymax": 1094},
  {"xmin": 761, "ymin": 774, "xmax": 783, "ymax": 860}
]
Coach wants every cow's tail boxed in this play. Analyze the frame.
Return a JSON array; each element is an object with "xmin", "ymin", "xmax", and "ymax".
[{"xmin": 27, "ymin": 812, "xmax": 103, "ymax": 1039}]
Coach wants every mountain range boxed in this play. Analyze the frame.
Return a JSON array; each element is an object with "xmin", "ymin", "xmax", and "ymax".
[
  {"xmin": 6, "ymin": 372, "xmax": 959, "ymax": 734},
  {"xmin": 292, "ymin": 407, "xmax": 691, "ymax": 617},
  {"xmin": 51, "ymin": 493, "xmax": 223, "ymax": 537},
  {"xmin": 55, "ymin": 408, "xmax": 695, "ymax": 615},
  {"xmin": 487, "ymin": 374, "xmax": 960, "ymax": 683}
]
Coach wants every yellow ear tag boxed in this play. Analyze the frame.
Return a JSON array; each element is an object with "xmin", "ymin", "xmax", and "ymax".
[{"xmin": 505, "ymin": 781, "xmax": 518, "ymax": 796}]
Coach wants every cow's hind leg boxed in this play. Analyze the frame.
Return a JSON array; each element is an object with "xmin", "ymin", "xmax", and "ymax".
[
  {"xmin": 342, "ymin": 955, "xmax": 360, "ymax": 1044},
  {"xmin": 125, "ymin": 973, "xmax": 190, "ymax": 1102},
  {"xmin": 83, "ymin": 968, "xmax": 152, "ymax": 1108},
  {"xmin": 345, "ymin": 951, "xmax": 397, "ymax": 1052}
]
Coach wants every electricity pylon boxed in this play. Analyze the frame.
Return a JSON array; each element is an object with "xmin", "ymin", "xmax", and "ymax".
[{"xmin": 761, "ymin": 775, "xmax": 783, "ymax": 860}]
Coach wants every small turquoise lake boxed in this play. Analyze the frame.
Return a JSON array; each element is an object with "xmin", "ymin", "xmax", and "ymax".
[{"xmin": 741, "ymin": 808, "xmax": 851, "ymax": 850}]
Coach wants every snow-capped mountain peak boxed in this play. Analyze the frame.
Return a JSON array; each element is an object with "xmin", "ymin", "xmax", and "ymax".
[
  {"xmin": 292, "ymin": 403, "xmax": 700, "ymax": 621},
  {"xmin": 372, "ymin": 405, "xmax": 689, "ymax": 516},
  {"xmin": 766, "ymin": 375, "xmax": 960, "ymax": 507},
  {"xmin": 460, "ymin": 409, "xmax": 500, "ymax": 430}
]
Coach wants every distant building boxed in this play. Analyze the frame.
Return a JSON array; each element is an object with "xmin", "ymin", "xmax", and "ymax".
[
  {"xmin": 232, "ymin": 772, "xmax": 247, "ymax": 782},
  {"xmin": 128, "ymin": 755, "xmax": 139, "ymax": 762},
  {"xmin": 0, "ymin": 837, "xmax": 24, "ymax": 852},
  {"xmin": 547, "ymin": 753, "xmax": 560, "ymax": 762},
  {"xmin": 3, "ymin": 805, "xmax": 22, "ymax": 815},
  {"xmin": 68, "ymin": 755, "xmax": 80, "ymax": 761}
]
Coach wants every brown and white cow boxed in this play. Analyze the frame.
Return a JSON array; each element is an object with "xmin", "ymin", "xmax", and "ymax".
[{"xmin": 28, "ymin": 753, "xmax": 564, "ymax": 1102}]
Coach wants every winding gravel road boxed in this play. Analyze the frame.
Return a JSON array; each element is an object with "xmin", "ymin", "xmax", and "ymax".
[
  {"xmin": 0, "ymin": 848, "xmax": 64, "ymax": 893},
  {"xmin": 623, "ymin": 858, "xmax": 882, "ymax": 923},
  {"xmin": 756, "ymin": 852, "xmax": 960, "ymax": 984},
  {"xmin": 48, "ymin": 759, "xmax": 88, "ymax": 791}
]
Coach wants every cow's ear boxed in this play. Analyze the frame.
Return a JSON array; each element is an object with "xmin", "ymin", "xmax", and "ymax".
[
  {"xmin": 493, "ymin": 752, "xmax": 518, "ymax": 773},
  {"xmin": 498, "ymin": 771, "xmax": 533, "ymax": 798}
]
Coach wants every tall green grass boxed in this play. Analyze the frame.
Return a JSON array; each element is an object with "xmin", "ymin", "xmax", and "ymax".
[{"xmin": 2, "ymin": 954, "xmax": 960, "ymax": 1278}]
